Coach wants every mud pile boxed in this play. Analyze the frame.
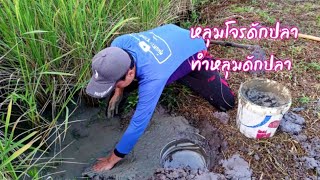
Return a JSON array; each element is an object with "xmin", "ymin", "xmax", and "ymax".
[
  {"xmin": 245, "ymin": 88, "xmax": 284, "ymax": 107},
  {"xmin": 279, "ymin": 110, "xmax": 318, "ymax": 179},
  {"xmin": 212, "ymin": 111, "xmax": 229, "ymax": 125},
  {"xmin": 295, "ymin": 136, "xmax": 320, "ymax": 179},
  {"xmin": 152, "ymin": 167, "xmax": 225, "ymax": 180},
  {"xmin": 220, "ymin": 154, "xmax": 252, "ymax": 179},
  {"xmin": 280, "ymin": 111, "xmax": 305, "ymax": 135}
]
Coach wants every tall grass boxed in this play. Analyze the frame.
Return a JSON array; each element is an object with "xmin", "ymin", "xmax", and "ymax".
[
  {"xmin": 0, "ymin": 94, "xmax": 77, "ymax": 179},
  {"xmin": 0, "ymin": 0, "xmax": 180, "ymax": 125},
  {"xmin": 1, "ymin": 97, "xmax": 46, "ymax": 179},
  {"xmin": 108, "ymin": 0, "xmax": 177, "ymax": 29},
  {"xmin": 1, "ymin": 0, "xmax": 130, "ymax": 125}
]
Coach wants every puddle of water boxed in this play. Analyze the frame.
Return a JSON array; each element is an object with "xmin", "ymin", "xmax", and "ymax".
[
  {"xmin": 164, "ymin": 149, "xmax": 206, "ymax": 169},
  {"xmin": 161, "ymin": 139, "xmax": 208, "ymax": 170}
]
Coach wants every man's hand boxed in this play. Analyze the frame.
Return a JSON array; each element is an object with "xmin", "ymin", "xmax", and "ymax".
[
  {"xmin": 92, "ymin": 152, "xmax": 122, "ymax": 172},
  {"xmin": 92, "ymin": 157, "xmax": 114, "ymax": 172},
  {"xmin": 107, "ymin": 88, "xmax": 123, "ymax": 118}
]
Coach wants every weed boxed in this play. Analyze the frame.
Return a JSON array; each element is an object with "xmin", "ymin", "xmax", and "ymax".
[
  {"xmin": 123, "ymin": 90, "xmax": 139, "ymax": 114},
  {"xmin": 230, "ymin": 6, "xmax": 254, "ymax": 13},
  {"xmin": 231, "ymin": 6, "xmax": 276, "ymax": 24},
  {"xmin": 299, "ymin": 96, "xmax": 310, "ymax": 104},
  {"xmin": 308, "ymin": 62, "xmax": 320, "ymax": 71},
  {"xmin": 0, "ymin": 98, "xmax": 44, "ymax": 179},
  {"xmin": 302, "ymin": 3, "xmax": 314, "ymax": 12},
  {"xmin": 160, "ymin": 83, "xmax": 191, "ymax": 112},
  {"xmin": 257, "ymin": 10, "xmax": 276, "ymax": 24},
  {"xmin": 291, "ymin": 46, "xmax": 303, "ymax": 55},
  {"xmin": 267, "ymin": 2, "xmax": 277, "ymax": 9},
  {"xmin": 181, "ymin": 10, "xmax": 200, "ymax": 28},
  {"xmin": 27, "ymin": 167, "xmax": 40, "ymax": 180}
]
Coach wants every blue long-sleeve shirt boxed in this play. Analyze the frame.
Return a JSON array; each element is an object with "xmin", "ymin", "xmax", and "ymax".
[{"xmin": 110, "ymin": 24, "xmax": 206, "ymax": 155}]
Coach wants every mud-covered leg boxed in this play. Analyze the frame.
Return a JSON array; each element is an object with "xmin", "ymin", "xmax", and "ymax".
[{"xmin": 179, "ymin": 67, "xmax": 235, "ymax": 111}]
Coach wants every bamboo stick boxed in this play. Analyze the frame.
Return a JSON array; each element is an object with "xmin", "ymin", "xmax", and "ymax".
[{"xmin": 298, "ymin": 33, "xmax": 320, "ymax": 42}]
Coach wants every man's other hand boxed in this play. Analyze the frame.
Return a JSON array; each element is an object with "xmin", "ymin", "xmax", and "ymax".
[{"xmin": 107, "ymin": 88, "xmax": 123, "ymax": 118}]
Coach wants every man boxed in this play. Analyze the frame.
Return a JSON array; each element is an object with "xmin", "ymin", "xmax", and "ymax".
[{"xmin": 86, "ymin": 24, "xmax": 235, "ymax": 172}]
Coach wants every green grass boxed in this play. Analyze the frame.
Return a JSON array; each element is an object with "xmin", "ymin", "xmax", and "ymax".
[
  {"xmin": 230, "ymin": 6, "xmax": 254, "ymax": 13},
  {"xmin": 299, "ymin": 96, "xmax": 311, "ymax": 104},
  {"xmin": 1, "ymin": 94, "xmax": 74, "ymax": 179},
  {"xmin": 121, "ymin": 83, "xmax": 192, "ymax": 114},
  {"xmin": 302, "ymin": 3, "xmax": 314, "ymax": 12},
  {"xmin": 267, "ymin": 2, "xmax": 277, "ymax": 9},
  {"xmin": 160, "ymin": 83, "xmax": 192, "ymax": 112},
  {"xmin": 27, "ymin": 167, "xmax": 40, "ymax": 180},
  {"xmin": 1, "ymin": 0, "xmax": 131, "ymax": 125},
  {"xmin": 1, "ymin": 98, "xmax": 46, "ymax": 179},
  {"xmin": 0, "ymin": 0, "xmax": 178, "ymax": 124},
  {"xmin": 308, "ymin": 62, "xmax": 320, "ymax": 71},
  {"xmin": 123, "ymin": 90, "xmax": 139, "ymax": 114},
  {"xmin": 180, "ymin": 11, "xmax": 200, "ymax": 29},
  {"xmin": 230, "ymin": 5, "xmax": 276, "ymax": 24},
  {"xmin": 257, "ymin": 10, "xmax": 276, "ymax": 24}
]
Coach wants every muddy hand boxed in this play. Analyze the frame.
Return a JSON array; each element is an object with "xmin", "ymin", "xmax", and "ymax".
[
  {"xmin": 92, "ymin": 157, "xmax": 114, "ymax": 172},
  {"xmin": 92, "ymin": 152, "xmax": 122, "ymax": 172},
  {"xmin": 107, "ymin": 93, "xmax": 123, "ymax": 118}
]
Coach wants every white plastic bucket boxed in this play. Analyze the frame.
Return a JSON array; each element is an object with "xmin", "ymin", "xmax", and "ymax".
[{"xmin": 236, "ymin": 78, "xmax": 292, "ymax": 139}]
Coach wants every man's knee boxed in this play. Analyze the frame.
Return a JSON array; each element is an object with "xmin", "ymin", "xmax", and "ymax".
[
  {"xmin": 218, "ymin": 78, "xmax": 235, "ymax": 111},
  {"xmin": 209, "ymin": 89, "xmax": 235, "ymax": 111},
  {"xmin": 219, "ymin": 92, "xmax": 235, "ymax": 111}
]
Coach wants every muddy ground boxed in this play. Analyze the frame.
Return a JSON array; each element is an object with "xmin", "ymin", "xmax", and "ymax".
[
  {"xmin": 46, "ymin": 103, "xmax": 257, "ymax": 180},
  {"xmin": 46, "ymin": 104, "xmax": 228, "ymax": 179}
]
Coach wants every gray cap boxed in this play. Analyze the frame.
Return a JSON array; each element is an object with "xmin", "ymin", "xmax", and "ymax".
[{"xmin": 86, "ymin": 47, "xmax": 131, "ymax": 98}]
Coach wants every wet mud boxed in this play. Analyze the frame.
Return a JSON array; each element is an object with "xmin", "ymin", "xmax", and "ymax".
[
  {"xmin": 212, "ymin": 111, "xmax": 229, "ymax": 125},
  {"xmin": 151, "ymin": 167, "xmax": 226, "ymax": 180},
  {"xmin": 280, "ymin": 111, "xmax": 306, "ymax": 135},
  {"xmin": 220, "ymin": 154, "xmax": 252, "ymax": 180},
  {"xmin": 245, "ymin": 88, "xmax": 285, "ymax": 107},
  {"xmin": 294, "ymin": 135, "xmax": 320, "ymax": 179},
  {"xmin": 44, "ymin": 102, "xmax": 258, "ymax": 180},
  {"xmin": 46, "ymin": 105, "xmax": 227, "ymax": 179}
]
